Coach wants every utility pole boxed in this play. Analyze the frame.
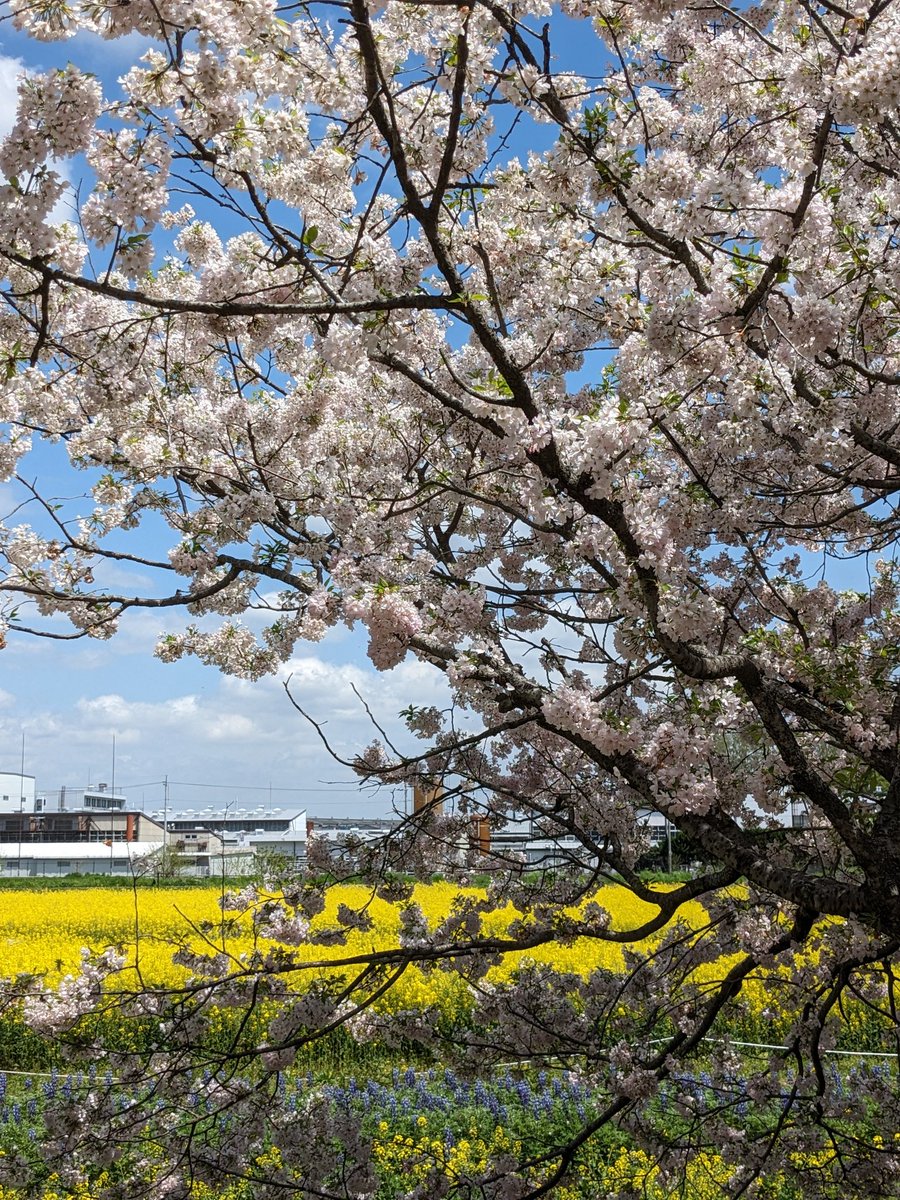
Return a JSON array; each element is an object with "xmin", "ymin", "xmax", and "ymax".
[
  {"xmin": 17, "ymin": 730, "xmax": 25, "ymax": 878},
  {"xmin": 666, "ymin": 819, "xmax": 673, "ymax": 875},
  {"xmin": 163, "ymin": 776, "xmax": 168, "ymax": 849}
]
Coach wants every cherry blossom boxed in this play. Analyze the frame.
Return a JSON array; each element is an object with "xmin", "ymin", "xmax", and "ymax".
[{"xmin": 3, "ymin": 0, "xmax": 900, "ymax": 1193}]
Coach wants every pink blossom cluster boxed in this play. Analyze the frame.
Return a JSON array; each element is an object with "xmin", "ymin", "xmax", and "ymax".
[{"xmin": 345, "ymin": 590, "xmax": 423, "ymax": 671}]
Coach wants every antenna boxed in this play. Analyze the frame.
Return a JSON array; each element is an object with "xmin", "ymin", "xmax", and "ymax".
[{"xmin": 17, "ymin": 729, "xmax": 25, "ymax": 877}]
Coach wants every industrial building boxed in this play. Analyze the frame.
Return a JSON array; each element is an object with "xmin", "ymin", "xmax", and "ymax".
[
  {"xmin": 0, "ymin": 768, "xmax": 313, "ymax": 877},
  {"xmin": 0, "ymin": 774, "xmax": 164, "ymax": 877},
  {"xmin": 0, "ymin": 768, "xmax": 678, "ymax": 878},
  {"xmin": 164, "ymin": 808, "xmax": 308, "ymax": 866}
]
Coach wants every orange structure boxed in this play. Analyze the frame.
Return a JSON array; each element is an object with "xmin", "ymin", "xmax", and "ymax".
[{"xmin": 412, "ymin": 783, "xmax": 444, "ymax": 817}]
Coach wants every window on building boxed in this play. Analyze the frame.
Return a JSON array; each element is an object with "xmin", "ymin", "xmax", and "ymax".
[{"xmin": 84, "ymin": 794, "xmax": 123, "ymax": 809}]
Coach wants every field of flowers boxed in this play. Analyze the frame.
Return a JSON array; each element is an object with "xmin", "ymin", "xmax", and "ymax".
[
  {"xmin": 0, "ymin": 883, "xmax": 894, "ymax": 1199},
  {"xmin": 0, "ymin": 1059, "xmax": 892, "ymax": 1200},
  {"xmin": 0, "ymin": 882, "xmax": 883, "ymax": 1048},
  {"xmin": 0, "ymin": 880, "xmax": 688, "ymax": 985},
  {"xmin": 0, "ymin": 881, "xmax": 707, "ymax": 1040}
]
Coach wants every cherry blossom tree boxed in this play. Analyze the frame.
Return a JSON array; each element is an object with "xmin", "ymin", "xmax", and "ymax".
[{"xmin": 3, "ymin": 0, "xmax": 900, "ymax": 1195}]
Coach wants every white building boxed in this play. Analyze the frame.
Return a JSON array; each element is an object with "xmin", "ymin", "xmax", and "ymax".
[
  {"xmin": 0, "ymin": 775, "xmax": 168, "ymax": 877},
  {"xmin": 166, "ymin": 808, "xmax": 308, "ymax": 869},
  {"xmin": 637, "ymin": 808, "xmax": 672, "ymax": 844},
  {"xmin": 0, "ymin": 839, "xmax": 165, "ymax": 878},
  {"xmin": 0, "ymin": 772, "xmax": 35, "ymax": 813},
  {"xmin": 38, "ymin": 783, "xmax": 127, "ymax": 812}
]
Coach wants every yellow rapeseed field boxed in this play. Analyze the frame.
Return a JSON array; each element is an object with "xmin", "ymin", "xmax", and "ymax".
[
  {"xmin": 7, "ymin": 880, "xmax": 883, "ymax": 1054},
  {"xmin": 0, "ymin": 882, "xmax": 834, "ymax": 1042},
  {"xmin": 0, "ymin": 881, "xmax": 711, "ymax": 1004}
]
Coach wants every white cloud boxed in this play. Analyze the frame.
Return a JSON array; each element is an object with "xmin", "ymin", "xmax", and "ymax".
[
  {"xmin": 0, "ymin": 650, "xmax": 450, "ymax": 818},
  {"xmin": 68, "ymin": 29, "xmax": 151, "ymax": 66},
  {"xmin": 0, "ymin": 53, "xmax": 24, "ymax": 140}
]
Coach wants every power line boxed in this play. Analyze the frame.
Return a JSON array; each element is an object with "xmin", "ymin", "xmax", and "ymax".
[
  {"xmin": 171, "ymin": 780, "xmax": 361, "ymax": 792},
  {"xmin": 121, "ymin": 779, "xmax": 362, "ymax": 793}
]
